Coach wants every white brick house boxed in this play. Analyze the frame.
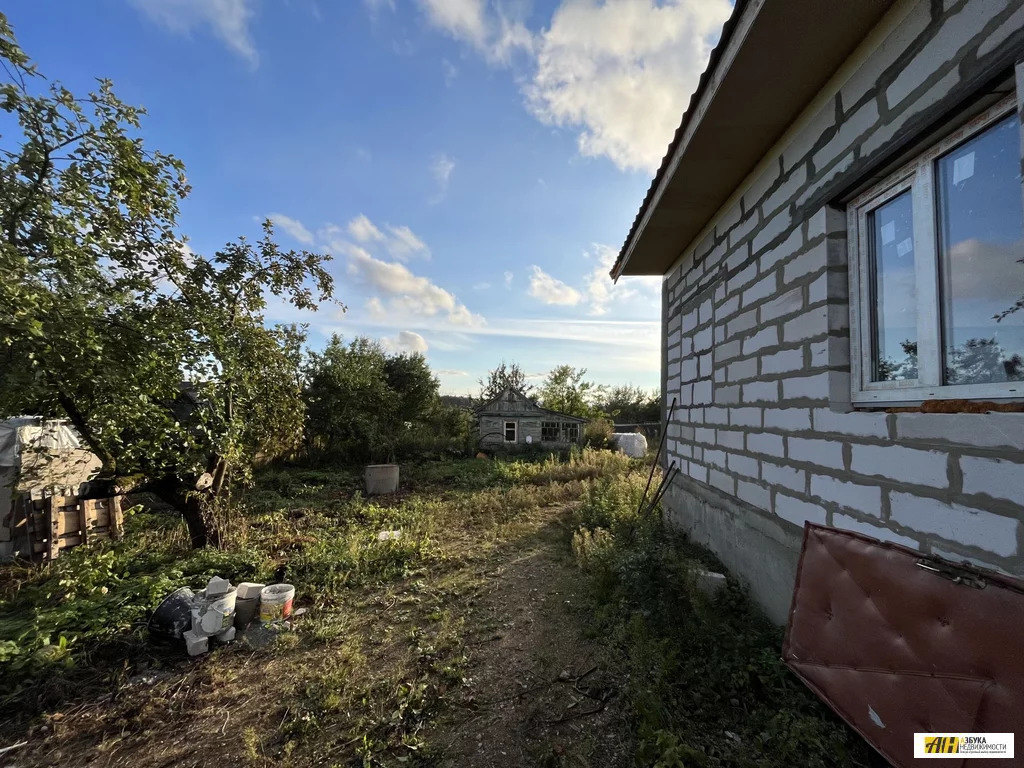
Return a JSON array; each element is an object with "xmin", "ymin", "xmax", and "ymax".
[{"xmin": 613, "ymin": 0, "xmax": 1024, "ymax": 623}]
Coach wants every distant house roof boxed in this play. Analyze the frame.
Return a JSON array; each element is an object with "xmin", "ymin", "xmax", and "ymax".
[
  {"xmin": 474, "ymin": 388, "xmax": 588, "ymax": 423},
  {"xmin": 612, "ymin": 0, "xmax": 894, "ymax": 278}
]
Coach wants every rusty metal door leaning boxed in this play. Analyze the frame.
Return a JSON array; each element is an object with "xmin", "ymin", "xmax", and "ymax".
[{"xmin": 783, "ymin": 524, "xmax": 1024, "ymax": 768}]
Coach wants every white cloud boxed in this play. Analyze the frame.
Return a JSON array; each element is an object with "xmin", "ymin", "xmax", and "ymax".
[
  {"xmin": 431, "ymin": 153, "xmax": 456, "ymax": 199},
  {"xmin": 528, "ymin": 265, "xmax": 582, "ymax": 306},
  {"xmin": 269, "ymin": 212, "xmax": 315, "ymax": 245},
  {"xmin": 437, "ymin": 369, "xmax": 468, "ymax": 376},
  {"xmin": 525, "ymin": 0, "xmax": 731, "ymax": 172},
  {"xmin": 503, "ymin": 271, "xmax": 514, "ymax": 288},
  {"xmin": 364, "ymin": 0, "xmax": 395, "ymax": 13},
  {"xmin": 348, "ymin": 214, "xmax": 385, "ymax": 243},
  {"xmin": 383, "ymin": 330, "xmax": 429, "ymax": 354},
  {"xmin": 344, "ymin": 246, "xmax": 484, "ymax": 326},
  {"xmin": 415, "ymin": 0, "xmax": 533, "ymax": 63},
  {"xmin": 473, "ymin": 282, "xmax": 492, "ymax": 290},
  {"xmin": 582, "ymin": 243, "xmax": 659, "ymax": 315},
  {"xmin": 442, "ymin": 58, "xmax": 459, "ymax": 87},
  {"xmin": 386, "ymin": 224, "xmax": 430, "ymax": 260},
  {"xmin": 129, "ymin": 0, "xmax": 259, "ymax": 66}
]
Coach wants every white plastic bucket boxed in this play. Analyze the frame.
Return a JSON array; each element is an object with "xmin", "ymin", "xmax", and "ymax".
[
  {"xmin": 259, "ymin": 583, "xmax": 295, "ymax": 623},
  {"xmin": 191, "ymin": 586, "xmax": 237, "ymax": 636}
]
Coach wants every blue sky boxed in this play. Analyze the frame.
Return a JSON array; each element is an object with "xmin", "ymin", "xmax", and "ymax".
[{"xmin": 6, "ymin": 0, "xmax": 730, "ymax": 394}]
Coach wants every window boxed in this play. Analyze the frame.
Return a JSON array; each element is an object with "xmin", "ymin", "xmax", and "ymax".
[
  {"xmin": 504, "ymin": 421, "xmax": 517, "ymax": 442},
  {"xmin": 849, "ymin": 96, "xmax": 1024, "ymax": 404},
  {"xmin": 563, "ymin": 423, "xmax": 580, "ymax": 442},
  {"xmin": 541, "ymin": 422, "xmax": 560, "ymax": 442}
]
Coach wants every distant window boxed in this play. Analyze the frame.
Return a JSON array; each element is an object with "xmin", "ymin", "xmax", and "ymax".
[
  {"xmin": 541, "ymin": 422, "xmax": 560, "ymax": 441},
  {"xmin": 504, "ymin": 421, "xmax": 517, "ymax": 442},
  {"xmin": 563, "ymin": 423, "xmax": 580, "ymax": 442},
  {"xmin": 849, "ymin": 95, "xmax": 1024, "ymax": 403}
]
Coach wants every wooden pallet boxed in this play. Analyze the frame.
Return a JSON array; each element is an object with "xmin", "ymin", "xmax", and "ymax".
[{"xmin": 13, "ymin": 494, "xmax": 124, "ymax": 562}]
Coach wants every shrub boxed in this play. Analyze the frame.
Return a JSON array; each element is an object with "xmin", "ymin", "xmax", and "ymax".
[{"xmin": 583, "ymin": 417, "xmax": 614, "ymax": 449}]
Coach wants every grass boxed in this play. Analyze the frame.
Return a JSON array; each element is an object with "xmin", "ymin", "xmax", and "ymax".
[{"xmin": 0, "ymin": 449, "xmax": 881, "ymax": 766}]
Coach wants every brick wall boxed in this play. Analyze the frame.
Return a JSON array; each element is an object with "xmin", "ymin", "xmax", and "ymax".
[{"xmin": 660, "ymin": 0, "xmax": 1024, "ymax": 623}]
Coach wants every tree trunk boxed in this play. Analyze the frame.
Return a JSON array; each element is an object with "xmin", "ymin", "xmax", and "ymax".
[{"xmin": 147, "ymin": 469, "xmax": 222, "ymax": 549}]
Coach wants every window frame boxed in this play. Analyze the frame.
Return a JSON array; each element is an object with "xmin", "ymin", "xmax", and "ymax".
[
  {"xmin": 563, "ymin": 423, "xmax": 580, "ymax": 442},
  {"xmin": 541, "ymin": 421, "xmax": 560, "ymax": 442},
  {"xmin": 847, "ymin": 94, "xmax": 1023, "ymax": 405},
  {"xmin": 503, "ymin": 420, "xmax": 517, "ymax": 443}
]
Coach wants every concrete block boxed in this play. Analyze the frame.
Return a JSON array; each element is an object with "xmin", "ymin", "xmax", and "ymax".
[
  {"xmin": 704, "ymin": 407, "xmax": 729, "ymax": 425},
  {"xmin": 184, "ymin": 629, "xmax": 209, "ymax": 657},
  {"xmin": 763, "ymin": 163, "xmax": 808, "ymax": 218},
  {"xmin": 729, "ymin": 262, "xmax": 759, "ymax": 294},
  {"xmin": 742, "ymin": 163, "xmax": 779, "ymax": 215},
  {"xmin": 850, "ymin": 444, "xmax": 948, "ymax": 487},
  {"xmin": 761, "ymin": 348, "xmax": 804, "ymax": 376},
  {"xmin": 783, "ymin": 306, "xmax": 829, "ymax": 344},
  {"xmin": 704, "ymin": 449, "xmax": 726, "ymax": 469},
  {"xmin": 977, "ymin": 0, "xmax": 1024, "ymax": 57},
  {"xmin": 693, "ymin": 325, "xmax": 713, "ymax": 352},
  {"xmin": 728, "ymin": 308, "xmax": 759, "ymax": 338},
  {"xmin": 810, "ymin": 475, "xmax": 882, "ymax": 516},
  {"xmin": 698, "ymin": 298, "xmax": 713, "ymax": 325},
  {"xmin": 236, "ymin": 582, "xmax": 266, "ymax": 600},
  {"xmin": 752, "ymin": 208, "xmax": 792, "ymax": 255},
  {"xmin": 762, "ymin": 461, "xmax": 806, "ymax": 493},
  {"xmin": 715, "ymin": 339, "xmax": 742, "ymax": 362},
  {"xmin": 709, "ymin": 468, "xmax": 735, "ymax": 494},
  {"xmin": 216, "ymin": 626, "xmax": 237, "ymax": 643},
  {"xmin": 695, "ymin": 427, "xmax": 716, "ymax": 445},
  {"xmin": 763, "ymin": 408, "xmax": 812, "ymax": 432},
  {"xmin": 747, "ymin": 431, "xmax": 785, "ymax": 458},
  {"xmin": 812, "ymin": 99, "xmax": 879, "ymax": 173},
  {"xmin": 728, "ymin": 453, "xmax": 760, "ymax": 480},
  {"xmin": 729, "ymin": 407, "xmax": 763, "ymax": 428},
  {"xmin": 717, "ymin": 429, "xmax": 744, "ymax": 450},
  {"xmin": 783, "ymin": 240, "xmax": 827, "ymax": 285},
  {"xmin": 809, "ymin": 337, "xmax": 850, "ymax": 369},
  {"xmin": 742, "ymin": 274, "xmax": 777, "ymax": 308},
  {"xmin": 774, "ymin": 492, "xmax": 827, "ymax": 527},
  {"xmin": 782, "ymin": 372, "xmax": 830, "ymax": 401},
  {"xmin": 960, "ymin": 456, "xmax": 1024, "ymax": 505},
  {"xmin": 727, "ymin": 357, "xmax": 759, "ymax": 382},
  {"xmin": 896, "ymin": 413, "xmax": 1024, "ymax": 450},
  {"xmin": 743, "ymin": 326, "xmax": 779, "ymax": 355},
  {"xmin": 693, "ymin": 379, "xmax": 713, "ymax": 405},
  {"xmin": 788, "ymin": 437, "xmax": 844, "ymax": 470},
  {"xmin": 889, "ymin": 492, "xmax": 1020, "ymax": 557},
  {"xmin": 688, "ymin": 462, "xmax": 709, "ymax": 484},
  {"xmin": 737, "ymin": 479, "xmax": 771, "ymax": 510},
  {"xmin": 808, "ymin": 270, "xmax": 847, "ymax": 305},
  {"xmin": 832, "ymin": 513, "xmax": 920, "ymax": 549},
  {"xmin": 813, "ymin": 409, "xmax": 888, "ymax": 439},
  {"xmin": 743, "ymin": 380, "xmax": 779, "ymax": 403},
  {"xmin": 681, "ymin": 358, "xmax": 698, "ymax": 382},
  {"xmin": 762, "ymin": 287, "xmax": 804, "ymax": 323},
  {"xmin": 717, "ymin": 294, "xmax": 740, "ymax": 319}
]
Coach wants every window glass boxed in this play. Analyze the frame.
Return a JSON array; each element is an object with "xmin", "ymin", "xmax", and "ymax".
[
  {"xmin": 504, "ymin": 421, "xmax": 516, "ymax": 442},
  {"xmin": 937, "ymin": 115, "xmax": 1024, "ymax": 385},
  {"xmin": 869, "ymin": 191, "xmax": 918, "ymax": 381},
  {"xmin": 541, "ymin": 422, "xmax": 559, "ymax": 441},
  {"xmin": 564, "ymin": 423, "xmax": 580, "ymax": 442}
]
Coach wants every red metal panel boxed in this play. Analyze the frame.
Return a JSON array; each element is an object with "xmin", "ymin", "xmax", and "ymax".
[{"xmin": 783, "ymin": 524, "xmax": 1024, "ymax": 768}]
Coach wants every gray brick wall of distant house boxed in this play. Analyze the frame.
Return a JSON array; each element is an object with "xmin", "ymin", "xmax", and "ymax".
[{"xmin": 660, "ymin": 0, "xmax": 1024, "ymax": 624}]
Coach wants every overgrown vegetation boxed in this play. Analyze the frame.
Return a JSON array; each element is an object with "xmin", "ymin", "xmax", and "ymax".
[{"xmin": 570, "ymin": 474, "xmax": 883, "ymax": 768}]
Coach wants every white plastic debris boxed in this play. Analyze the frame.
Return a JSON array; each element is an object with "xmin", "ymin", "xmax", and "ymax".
[
  {"xmin": 377, "ymin": 530, "xmax": 402, "ymax": 542},
  {"xmin": 611, "ymin": 433, "xmax": 648, "ymax": 458}
]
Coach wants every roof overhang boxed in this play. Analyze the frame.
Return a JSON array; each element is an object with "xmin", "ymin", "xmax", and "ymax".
[{"xmin": 614, "ymin": 0, "xmax": 895, "ymax": 278}]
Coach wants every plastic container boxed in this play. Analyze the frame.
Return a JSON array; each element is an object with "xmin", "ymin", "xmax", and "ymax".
[
  {"xmin": 259, "ymin": 583, "xmax": 295, "ymax": 623},
  {"xmin": 149, "ymin": 587, "xmax": 195, "ymax": 640},
  {"xmin": 364, "ymin": 464, "xmax": 399, "ymax": 495},
  {"xmin": 191, "ymin": 585, "xmax": 238, "ymax": 636}
]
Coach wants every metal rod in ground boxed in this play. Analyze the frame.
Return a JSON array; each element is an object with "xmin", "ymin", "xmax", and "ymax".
[
  {"xmin": 644, "ymin": 463, "xmax": 678, "ymax": 516},
  {"xmin": 637, "ymin": 396, "xmax": 677, "ymax": 515}
]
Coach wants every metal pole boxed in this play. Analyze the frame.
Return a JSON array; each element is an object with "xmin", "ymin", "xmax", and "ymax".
[{"xmin": 636, "ymin": 396, "xmax": 677, "ymax": 516}]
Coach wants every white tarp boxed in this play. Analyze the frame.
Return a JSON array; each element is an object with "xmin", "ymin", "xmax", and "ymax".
[{"xmin": 611, "ymin": 432, "xmax": 648, "ymax": 458}]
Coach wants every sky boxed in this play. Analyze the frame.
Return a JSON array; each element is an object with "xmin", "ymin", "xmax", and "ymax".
[{"xmin": 5, "ymin": 0, "xmax": 732, "ymax": 394}]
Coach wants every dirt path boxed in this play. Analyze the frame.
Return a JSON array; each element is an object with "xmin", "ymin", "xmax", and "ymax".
[{"xmin": 428, "ymin": 509, "xmax": 633, "ymax": 767}]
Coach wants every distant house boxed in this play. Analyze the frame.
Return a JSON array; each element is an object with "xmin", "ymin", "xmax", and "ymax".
[
  {"xmin": 612, "ymin": 0, "xmax": 1024, "ymax": 623},
  {"xmin": 475, "ymin": 388, "xmax": 586, "ymax": 449}
]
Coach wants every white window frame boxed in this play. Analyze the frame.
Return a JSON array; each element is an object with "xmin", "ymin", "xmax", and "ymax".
[
  {"xmin": 848, "ymin": 94, "xmax": 1023, "ymax": 405},
  {"xmin": 503, "ymin": 421, "xmax": 517, "ymax": 443}
]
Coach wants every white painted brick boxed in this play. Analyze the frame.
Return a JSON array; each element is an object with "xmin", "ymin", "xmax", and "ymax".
[
  {"xmin": 782, "ymin": 372, "xmax": 830, "ymax": 401},
  {"xmin": 762, "ymin": 461, "xmax": 806, "ymax": 493},
  {"xmin": 743, "ymin": 326, "xmax": 779, "ymax": 355},
  {"xmin": 960, "ymin": 456, "xmax": 1024, "ymax": 505},
  {"xmin": 742, "ymin": 274, "xmax": 777, "ymax": 308},
  {"xmin": 747, "ymin": 431, "xmax": 784, "ymax": 458},
  {"xmin": 730, "ymin": 407, "xmax": 762, "ymax": 428},
  {"xmin": 727, "ymin": 453, "xmax": 759, "ymax": 479},
  {"xmin": 709, "ymin": 468, "xmax": 735, "ymax": 494},
  {"xmin": 897, "ymin": 414, "xmax": 1024, "ymax": 451},
  {"xmin": 813, "ymin": 409, "xmax": 888, "ymax": 438},
  {"xmin": 692, "ymin": 379, "xmax": 713, "ymax": 405},
  {"xmin": 788, "ymin": 437, "xmax": 844, "ymax": 469},
  {"xmin": 890, "ymin": 492, "xmax": 1020, "ymax": 557},
  {"xmin": 774, "ymin": 492, "xmax": 827, "ymax": 527},
  {"xmin": 742, "ymin": 380, "xmax": 779, "ymax": 403},
  {"xmin": 810, "ymin": 475, "xmax": 883, "ymax": 516},
  {"xmin": 783, "ymin": 306, "xmax": 828, "ymax": 343},
  {"xmin": 737, "ymin": 480, "xmax": 770, "ymax": 510},
  {"xmin": 717, "ymin": 429, "xmax": 744, "ymax": 450},
  {"xmin": 832, "ymin": 513, "xmax": 920, "ymax": 549},
  {"xmin": 761, "ymin": 348, "xmax": 804, "ymax": 375},
  {"xmin": 850, "ymin": 444, "xmax": 948, "ymax": 487},
  {"xmin": 763, "ymin": 408, "xmax": 812, "ymax": 432},
  {"xmin": 727, "ymin": 357, "xmax": 759, "ymax": 382}
]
